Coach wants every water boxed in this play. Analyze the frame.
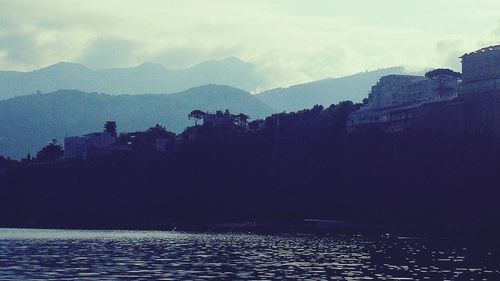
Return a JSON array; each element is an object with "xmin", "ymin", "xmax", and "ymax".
[{"xmin": 0, "ymin": 228, "xmax": 498, "ymax": 280}]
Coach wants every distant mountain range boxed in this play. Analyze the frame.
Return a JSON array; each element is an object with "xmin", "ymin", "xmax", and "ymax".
[
  {"xmin": 256, "ymin": 67, "xmax": 407, "ymax": 112},
  {"xmin": 0, "ymin": 58, "xmax": 264, "ymax": 99},
  {"xmin": 0, "ymin": 85, "xmax": 274, "ymax": 159},
  {"xmin": 0, "ymin": 61, "xmax": 410, "ymax": 158}
]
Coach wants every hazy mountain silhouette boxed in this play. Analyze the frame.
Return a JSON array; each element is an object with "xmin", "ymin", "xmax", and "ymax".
[
  {"xmin": 0, "ymin": 58, "xmax": 263, "ymax": 99},
  {"xmin": 0, "ymin": 85, "xmax": 274, "ymax": 159},
  {"xmin": 256, "ymin": 67, "xmax": 407, "ymax": 112}
]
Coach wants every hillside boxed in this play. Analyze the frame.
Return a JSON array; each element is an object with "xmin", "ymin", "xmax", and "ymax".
[
  {"xmin": 0, "ymin": 58, "xmax": 264, "ymax": 99},
  {"xmin": 256, "ymin": 67, "xmax": 407, "ymax": 112},
  {"xmin": 0, "ymin": 85, "xmax": 275, "ymax": 159}
]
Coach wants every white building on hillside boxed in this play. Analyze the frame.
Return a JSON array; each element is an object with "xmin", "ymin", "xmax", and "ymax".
[{"xmin": 348, "ymin": 74, "xmax": 459, "ymax": 132}]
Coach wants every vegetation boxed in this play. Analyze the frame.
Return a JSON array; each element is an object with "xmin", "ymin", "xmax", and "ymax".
[
  {"xmin": 35, "ymin": 139, "xmax": 63, "ymax": 163},
  {"xmin": 425, "ymin": 68, "xmax": 462, "ymax": 95},
  {"xmin": 0, "ymin": 101, "xmax": 499, "ymax": 239},
  {"xmin": 425, "ymin": 68, "xmax": 462, "ymax": 81},
  {"xmin": 188, "ymin": 110, "xmax": 206, "ymax": 126},
  {"xmin": 104, "ymin": 121, "xmax": 117, "ymax": 137}
]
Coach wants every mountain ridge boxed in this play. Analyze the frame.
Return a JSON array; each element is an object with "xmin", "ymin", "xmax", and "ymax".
[
  {"xmin": 256, "ymin": 67, "xmax": 408, "ymax": 112},
  {"xmin": 0, "ymin": 58, "xmax": 264, "ymax": 99},
  {"xmin": 0, "ymin": 85, "xmax": 275, "ymax": 159}
]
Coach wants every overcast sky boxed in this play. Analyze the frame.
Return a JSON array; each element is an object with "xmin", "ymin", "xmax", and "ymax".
[{"xmin": 0, "ymin": 0, "xmax": 499, "ymax": 89}]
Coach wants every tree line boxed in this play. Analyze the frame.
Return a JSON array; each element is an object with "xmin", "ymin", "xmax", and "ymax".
[{"xmin": 0, "ymin": 100, "xmax": 499, "ymax": 239}]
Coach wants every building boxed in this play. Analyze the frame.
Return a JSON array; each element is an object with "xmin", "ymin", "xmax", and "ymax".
[
  {"xmin": 346, "ymin": 45, "xmax": 500, "ymax": 133},
  {"xmin": 347, "ymin": 45, "xmax": 500, "ymax": 134},
  {"xmin": 458, "ymin": 45, "xmax": 500, "ymax": 134},
  {"xmin": 347, "ymin": 74, "xmax": 459, "ymax": 132},
  {"xmin": 367, "ymin": 75, "xmax": 438, "ymax": 109},
  {"xmin": 202, "ymin": 110, "xmax": 235, "ymax": 127},
  {"xmin": 460, "ymin": 45, "xmax": 500, "ymax": 96},
  {"xmin": 64, "ymin": 132, "xmax": 117, "ymax": 160}
]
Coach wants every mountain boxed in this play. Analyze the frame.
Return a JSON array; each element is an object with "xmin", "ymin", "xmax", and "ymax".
[
  {"xmin": 0, "ymin": 85, "xmax": 275, "ymax": 159},
  {"xmin": 0, "ymin": 58, "xmax": 264, "ymax": 99},
  {"xmin": 256, "ymin": 67, "xmax": 407, "ymax": 112}
]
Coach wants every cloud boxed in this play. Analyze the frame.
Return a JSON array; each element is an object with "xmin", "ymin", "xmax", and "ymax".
[
  {"xmin": 151, "ymin": 46, "xmax": 245, "ymax": 69},
  {"xmin": 434, "ymin": 39, "xmax": 468, "ymax": 71},
  {"xmin": 77, "ymin": 37, "xmax": 141, "ymax": 69},
  {"xmin": 1, "ymin": 0, "xmax": 500, "ymax": 88},
  {"xmin": 0, "ymin": 33, "xmax": 40, "ymax": 66},
  {"xmin": 494, "ymin": 20, "xmax": 500, "ymax": 36}
]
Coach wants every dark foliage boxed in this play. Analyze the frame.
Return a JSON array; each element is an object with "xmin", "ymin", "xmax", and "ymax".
[
  {"xmin": 425, "ymin": 68, "xmax": 462, "ymax": 80},
  {"xmin": 35, "ymin": 139, "xmax": 63, "ymax": 163},
  {"xmin": 104, "ymin": 121, "xmax": 117, "ymax": 137},
  {"xmin": 1, "ymin": 101, "xmax": 499, "ymax": 238},
  {"xmin": 188, "ymin": 110, "xmax": 206, "ymax": 126}
]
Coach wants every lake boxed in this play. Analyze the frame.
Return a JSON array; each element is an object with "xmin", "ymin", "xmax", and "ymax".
[{"xmin": 0, "ymin": 228, "xmax": 498, "ymax": 280}]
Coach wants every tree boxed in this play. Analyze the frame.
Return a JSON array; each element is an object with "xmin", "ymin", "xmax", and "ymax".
[
  {"xmin": 188, "ymin": 110, "xmax": 206, "ymax": 126},
  {"xmin": 147, "ymin": 124, "xmax": 176, "ymax": 139},
  {"xmin": 21, "ymin": 153, "xmax": 32, "ymax": 164},
  {"xmin": 425, "ymin": 68, "xmax": 462, "ymax": 81},
  {"xmin": 36, "ymin": 139, "xmax": 63, "ymax": 162},
  {"xmin": 425, "ymin": 68, "xmax": 462, "ymax": 96},
  {"xmin": 104, "ymin": 121, "xmax": 117, "ymax": 137}
]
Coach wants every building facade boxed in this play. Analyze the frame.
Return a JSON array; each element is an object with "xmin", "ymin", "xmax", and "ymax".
[
  {"xmin": 348, "ymin": 74, "xmax": 458, "ymax": 132},
  {"xmin": 460, "ymin": 45, "xmax": 500, "ymax": 96},
  {"xmin": 348, "ymin": 45, "xmax": 500, "ymax": 134},
  {"xmin": 64, "ymin": 132, "xmax": 117, "ymax": 160},
  {"xmin": 367, "ymin": 75, "xmax": 438, "ymax": 109}
]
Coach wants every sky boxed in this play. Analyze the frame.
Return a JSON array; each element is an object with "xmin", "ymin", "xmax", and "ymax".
[{"xmin": 0, "ymin": 0, "xmax": 499, "ymax": 89}]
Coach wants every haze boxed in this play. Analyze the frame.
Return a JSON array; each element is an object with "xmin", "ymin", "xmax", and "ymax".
[{"xmin": 1, "ymin": 0, "xmax": 499, "ymax": 89}]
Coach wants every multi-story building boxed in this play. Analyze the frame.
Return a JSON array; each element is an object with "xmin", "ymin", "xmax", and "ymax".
[
  {"xmin": 347, "ymin": 45, "xmax": 500, "ymax": 134},
  {"xmin": 460, "ymin": 45, "xmax": 500, "ymax": 96},
  {"xmin": 347, "ymin": 74, "xmax": 458, "ymax": 132},
  {"xmin": 458, "ymin": 45, "xmax": 500, "ymax": 134},
  {"xmin": 64, "ymin": 132, "xmax": 117, "ymax": 160},
  {"xmin": 366, "ymin": 75, "xmax": 438, "ymax": 109}
]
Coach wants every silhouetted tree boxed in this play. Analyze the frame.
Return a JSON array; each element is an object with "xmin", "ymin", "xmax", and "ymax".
[
  {"xmin": 425, "ymin": 68, "xmax": 462, "ymax": 95},
  {"xmin": 188, "ymin": 110, "xmax": 206, "ymax": 126},
  {"xmin": 36, "ymin": 139, "xmax": 63, "ymax": 162},
  {"xmin": 104, "ymin": 121, "xmax": 117, "ymax": 137},
  {"xmin": 146, "ymin": 124, "xmax": 176, "ymax": 139},
  {"xmin": 20, "ymin": 153, "xmax": 32, "ymax": 164},
  {"xmin": 425, "ymin": 68, "xmax": 462, "ymax": 81}
]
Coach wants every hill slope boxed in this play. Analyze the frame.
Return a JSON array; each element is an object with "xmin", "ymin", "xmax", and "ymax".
[
  {"xmin": 256, "ymin": 67, "xmax": 407, "ymax": 112},
  {"xmin": 0, "ymin": 85, "xmax": 275, "ymax": 159},
  {"xmin": 0, "ymin": 58, "xmax": 263, "ymax": 99}
]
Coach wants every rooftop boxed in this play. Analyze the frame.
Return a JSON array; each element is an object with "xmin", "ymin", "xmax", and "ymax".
[{"xmin": 461, "ymin": 44, "xmax": 500, "ymax": 57}]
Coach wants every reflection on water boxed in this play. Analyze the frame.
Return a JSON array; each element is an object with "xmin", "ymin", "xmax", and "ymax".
[{"xmin": 0, "ymin": 228, "xmax": 498, "ymax": 280}]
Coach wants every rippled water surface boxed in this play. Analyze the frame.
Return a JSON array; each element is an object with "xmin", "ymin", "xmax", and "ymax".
[{"xmin": 0, "ymin": 228, "xmax": 498, "ymax": 280}]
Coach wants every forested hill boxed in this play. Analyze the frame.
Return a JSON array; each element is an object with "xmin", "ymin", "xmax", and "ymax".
[{"xmin": 0, "ymin": 85, "xmax": 274, "ymax": 159}]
